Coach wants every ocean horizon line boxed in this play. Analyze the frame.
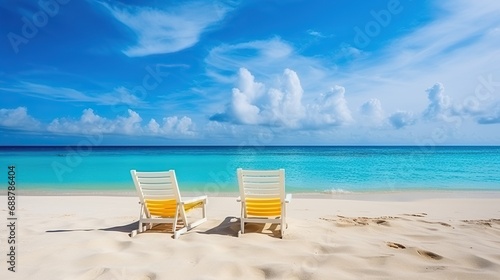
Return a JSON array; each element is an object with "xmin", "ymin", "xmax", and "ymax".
[{"xmin": 2, "ymin": 145, "xmax": 500, "ymax": 149}]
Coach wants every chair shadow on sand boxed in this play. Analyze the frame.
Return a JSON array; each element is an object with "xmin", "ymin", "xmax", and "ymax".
[
  {"xmin": 46, "ymin": 221, "xmax": 139, "ymax": 236},
  {"xmin": 46, "ymin": 217, "xmax": 282, "ymax": 238},
  {"xmin": 199, "ymin": 216, "xmax": 282, "ymax": 238},
  {"xmin": 46, "ymin": 221, "xmax": 185, "ymax": 237}
]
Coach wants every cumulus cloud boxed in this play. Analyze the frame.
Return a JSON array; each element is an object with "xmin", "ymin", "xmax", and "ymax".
[
  {"xmin": 148, "ymin": 116, "xmax": 196, "ymax": 136},
  {"xmin": 306, "ymin": 85, "xmax": 352, "ymax": 128},
  {"xmin": 211, "ymin": 68, "xmax": 352, "ymax": 129},
  {"xmin": 47, "ymin": 108, "xmax": 196, "ymax": 137},
  {"xmin": 48, "ymin": 108, "xmax": 143, "ymax": 135},
  {"xmin": 419, "ymin": 81, "xmax": 499, "ymax": 124},
  {"xmin": 360, "ymin": 98, "xmax": 384, "ymax": 125},
  {"xmin": 212, "ymin": 68, "xmax": 305, "ymax": 127},
  {"xmin": 389, "ymin": 111, "xmax": 416, "ymax": 129},
  {"xmin": 102, "ymin": 1, "xmax": 236, "ymax": 56},
  {"xmin": 0, "ymin": 107, "xmax": 40, "ymax": 130},
  {"xmin": 229, "ymin": 68, "xmax": 265, "ymax": 124},
  {"xmin": 423, "ymin": 83, "xmax": 451, "ymax": 120},
  {"xmin": 267, "ymin": 69, "xmax": 306, "ymax": 127}
]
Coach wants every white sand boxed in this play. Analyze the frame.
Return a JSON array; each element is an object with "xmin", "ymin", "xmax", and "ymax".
[{"xmin": 1, "ymin": 192, "xmax": 500, "ymax": 279}]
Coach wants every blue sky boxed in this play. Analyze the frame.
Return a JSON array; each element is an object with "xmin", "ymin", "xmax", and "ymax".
[{"xmin": 1, "ymin": 0, "xmax": 499, "ymax": 145}]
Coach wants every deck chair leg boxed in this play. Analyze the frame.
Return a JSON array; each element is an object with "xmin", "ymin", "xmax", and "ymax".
[
  {"xmin": 281, "ymin": 219, "xmax": 285, "ymax": 239},
  {"xmin": 174, "ymin": 203, "xmax": 195, "ymax": 239},
  {"xmin": 202, "ymin": 202, "xmax": 207, "ymax": 219},
  {"xmin": 174, "ymin": 227, "xmax": 188, "ymax": 239},
  {"xmin": 172, "ymin": 204, "xmax": 181, "ymax": 238},
  {"xmin": 138, "ymin": 205, "xmax": 145, "ymax": 233},
  {"xmin": 240, "ymin": 202, "xmax": 246, "ymax": 236}
]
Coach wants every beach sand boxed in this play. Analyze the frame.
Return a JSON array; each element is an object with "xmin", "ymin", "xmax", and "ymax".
[{"xmin": 1, "ymin": 192, "xmax": 500, "ymax": 279}]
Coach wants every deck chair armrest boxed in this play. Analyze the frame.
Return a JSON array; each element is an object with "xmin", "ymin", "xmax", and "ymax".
[{"xmin": 181, "ymin": 195, "xmax": 208, "ymax": 205}]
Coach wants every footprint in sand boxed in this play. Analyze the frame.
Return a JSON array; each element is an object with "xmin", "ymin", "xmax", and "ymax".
[
  {"xmin": 386, "ymin": 242, "xmax": 443, "ymax": 260},
  {"xmin": 403, "ymin": 213, "xmax": 427, "ymax": 217},
  {"xmin": 417, "ymin": 249, "xmax": 443, "ymax": 260},
  {"xmin": 331, "ymin": 216, "xmax": 396, "ymax": 227},
  {"xmin": 462, "ymin": 219, "xmax": 500, "ymax": 228},
  {"xmin": 420, "ymin": 220, "xmax": 452, "ymax": 227},
  {"xmin": 386, "ymin": 242, "xmax": 406, "ymax": 249},
  {"xmin": 374, "ymin": 219, "xmax": 390, "ymax": 225}
]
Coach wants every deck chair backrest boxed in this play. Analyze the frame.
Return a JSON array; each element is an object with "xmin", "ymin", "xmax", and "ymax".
[{"xmin": 131, "ymin": 170, "xmax": 182, "ymax": 217}]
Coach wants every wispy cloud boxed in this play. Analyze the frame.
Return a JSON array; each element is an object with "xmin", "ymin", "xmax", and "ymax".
[
  {"xmin": 477, "ymin": 103, "xmax": 500, "ymax": 124},
  {"xmin": 337, "ymin": 0, "xmax": 500, "ymax": 110},
  {"xmin": 206, "ymin": 38, "xmax": 295, "ymax": 75},
  {"xmin": 101, "ymin": 1, "xmax": 237, "ymax": 57},
  {"xmin": 2, "ymin": 82, "xmax": 143, "ymax": 106},
  {"xmin": 205, "ymin": 37, "xmax": 331, "ymax": 99},
  {"xmin": 307, "ymin": 29, "xmax": 328, "ymax": 38}
]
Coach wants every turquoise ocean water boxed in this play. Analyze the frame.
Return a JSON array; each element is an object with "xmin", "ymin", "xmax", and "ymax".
[{"xmin": 1, "ymin": 146, "xmax": 499, "ymax": 194}]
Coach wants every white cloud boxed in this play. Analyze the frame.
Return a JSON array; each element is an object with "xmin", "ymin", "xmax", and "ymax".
[
  {"xmin": 0, "ymin": 107, "xmax": 40, "ymax": 130},
  {"xmin": 147, "ymin": 119, "xmax": 160, "ymax": 134},
  {"xmin": 326, "ymin": 1, "xmax": 500, "ymax": 124},
  {"xmin": 148, "ymin": 116, "xmax": 196, "ymax": 136},
  {"xmin": 214, "ymin": 68, "xmax": 305, "ymax": 127},
  {"xmin": 423, "ymin": 83, "xmax": 451, "ymax": 120},
  {"xmin": 389, "ymin": 111, "xmax": 416, "ymax": 129},
  {"xmin": 47, "ymin": 108, "xmax": 196, "ymax": 137},
  {"xmin": 120, "ymin": 109, "xmax": 143, "ymax": 135},
  {"xmin": 206, "ymin": 38, "xmax": 294, "ymax": 74},
  {"xmin": 307, "ymin": 29, "xmax": 329, "ymax": 38},
  {"xmin": 104, "ymin": 86, "xmax": 142, "ymax": 106},
  {"xmin": 333, "ymin": 44, "xmax": 365, "ymax": 62},
  {"xmin": 477, "ymin": 103, "xmax": 500, "ymax": 124},
  {"xmin": 229, "ymin": 68, "xmax": 265, "ymax": 124},
  {"xmin": 360, "ymin": 98, "xmax": 385, "ymax": 125},
  {"xmin": 211, "ymin": 68, "xmax": 352, "ymax": 129},
  {"xmin": 267, "ymin": 69, "xmax": 306, "ymax": 128},
  {"xmin": 1, "ymin": 83, "xmax": 143, "ymax": 106},
  {"xmin": 306, "ymin": 85, "xmax": 353, "ymax": 128},
  {"xmin": 205, "ymin": 37, "xmax": 330, "ymax": 94},
  {"xmin": 48, "ymin": 108, "xmax": 143, "ymax": 135},
  {"xmin": 102, "ymin": 1, "xmax": 236, "ymax": 56}
]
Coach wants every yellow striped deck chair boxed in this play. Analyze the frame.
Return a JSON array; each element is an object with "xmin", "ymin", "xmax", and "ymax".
[
  {"xmin": 130, "ymin": 170, "xmax": 207, "ymax": 239},
  {"xmin": 237, "ymin": 168, "xmax": 292, "ymax": 238}
]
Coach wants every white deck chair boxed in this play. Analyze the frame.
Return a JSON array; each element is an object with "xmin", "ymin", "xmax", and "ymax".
[
  {"xmin": 237, "ymin": 168, "xmax": 292, "ymax": 238},
  {"xmin": 130, "ymin": 170, "xmax": 207, "ymax": 239}
]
